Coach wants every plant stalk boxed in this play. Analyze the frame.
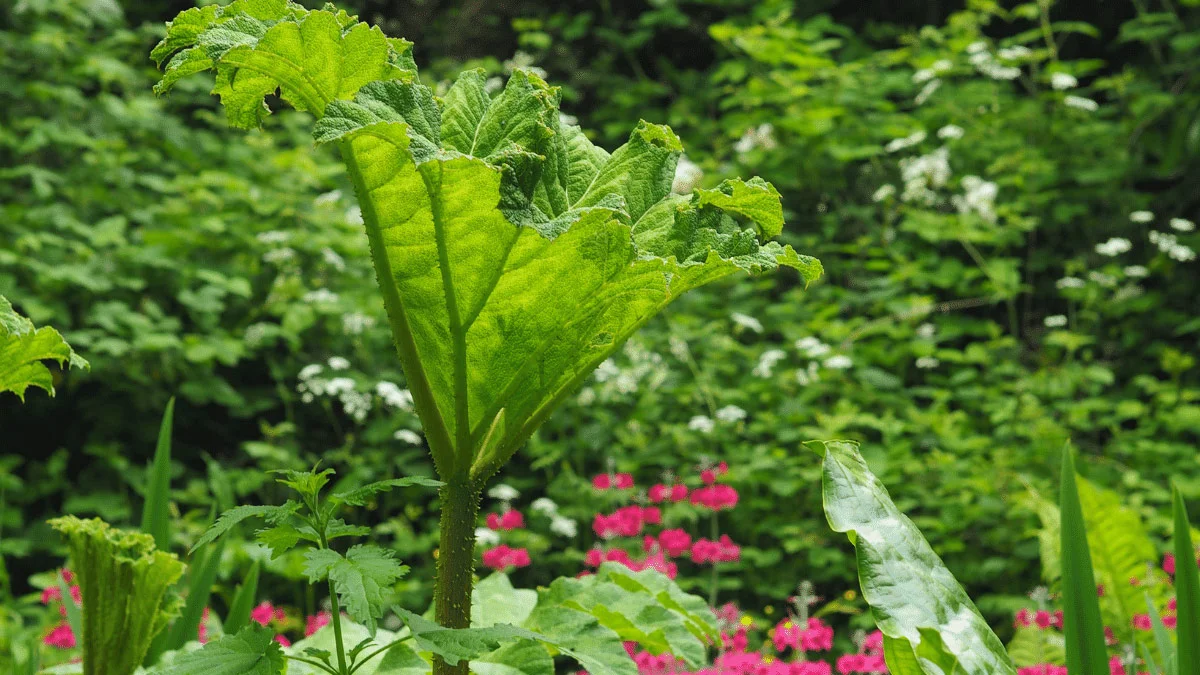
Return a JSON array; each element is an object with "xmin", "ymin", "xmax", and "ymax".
[{"xmin": 433, "ymin": 479, "xmax": 482, "ymax": 675}]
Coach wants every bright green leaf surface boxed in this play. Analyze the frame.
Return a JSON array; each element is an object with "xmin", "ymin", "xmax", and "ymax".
[
  {"xmin": 0, "ymin": 295, "xmax": 88, "ymax": 401},
  {"xmin": 151, "ymin": 626, "xmax": 284, "ymax": 675},
  {"xmin": 304, "ymin": 545, "xmax": 408, "ymax": 633},
  {"xmin": 819, "ymin": 440, "xmax": 1015, "ymax": 675},
  {"xmin": 1059, "ymin": 450, "xmax": 1110, "ymax": 675}
]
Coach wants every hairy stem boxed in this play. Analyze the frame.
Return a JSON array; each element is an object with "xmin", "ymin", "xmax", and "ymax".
[{"xmin": 433, "ymin": 480, "xmax": 482, "ymax": 675}]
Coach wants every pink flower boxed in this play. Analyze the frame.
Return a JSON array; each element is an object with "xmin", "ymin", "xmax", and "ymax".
[
  {"xmin": 1014, "ymin": 608, "xmax": 1031, "ymax": 627},
  {"xmin": 251, "ymin": 601, "xmax": 285, "ymax": 627},
  {"xmin": 689, "ymin": 485, "xmax": 739, "ymax": 510},
  {"xmin": 274, "ymin": 634, "xmax": 292, "ymax": 647},
  {"xmin": 500, "ymin": 510, "xmax": 525, "ymax": 530},
  {"xmin": 799, "ymin": 617, "xmax": 834, "ymax": 651},
  {"xmin": 482, "ymin": 545, "xmax": 531, "ymax": 571},
  {"xmin": 836, "ymin": 653, "xmax": 888, "ymax": 674},
  {"xmin": 862, "ymin": 630, "xmax": 884, "ymax": 653},
  {"xmin": 305, "ymin": 611, "xmax": 332, "ymax": 636},
  {"xmin": 670, "ymin": 485, "xmax": 688, "ymax": 502},
  {"xmin": 649, "ymin": 484, "xmax": 668, "ymax": 502},
  {"xmin": 1017, "ymin": 667, "xmax": 1068, "ymax": 675},
  {"xmin": 1132, "ymin": 613, "xmax": 1152, "ymax": 631},
  {"xmin": 1034, "ymin": 610, "xmax": 1052, "ymax": 629},
  {"xmin": 586, "ymin": 548, "xmax": 605, "ymax": 567},
  {"xmin": 593, "ymin": 474, "xmax": 612, "ymax": 490},
  {"xmin": 690, "ymin": 536, "xmax": 740, "ymax": 564},
  {"xmin": 657, "ymin": 529, "xmax": 693, "ymax": 557},
  {"xmin": 1164, "ymin": 553, "xmax": 1176, "ymax": 575},
  {"xmin": 44, "ymin": 623, "xmax": 76, "ymax": 649},
  {"xmin": 615, "ymin": 473, "xmax": 635, "ymax": 489},
  {"xmin": 792, "ymin": 662, "xmax": 832, "ymax": 675},
  {"xmin": 642, "ymin": 507, "xmax": 662, "ymax": 525},
  {"xmin": 701, "ymin": 469, "xmax": 717, "ymax": 486},
  {"xmin": 1163, "ymin": 613, "xmax": 1178, "ymax": 629},
  {"xmin": 593, "ymin": 506, "xmax": 656, "ymax": 538},
  {"xmin": 198, "ymin": 607, "xmax": 211, "ymax": 643}
]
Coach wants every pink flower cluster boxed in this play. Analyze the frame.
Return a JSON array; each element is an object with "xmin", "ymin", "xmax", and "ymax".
[
  {"xmin": 690, "ymin": 536, "xmax": 741, "ymax": 564},
  {"xmin": 41, "ymin": 569, "xmax": 80, "ymax": 649},
  {"xmin": 306, "ymin": 610, "xmax": 332, "ymax": 636},
  {"xmin": 690, "ymin": 485, "xmax": 739, "ymax": 511},
  {"xmin": 594, "ymin": 505, "xmax": 662, "ymax": 539},
  {"xmin": 646, "ymin": 529, "xmax": 693, "ymax": 557},
  {"xmin": 649, "ymin": 483, "xmax": 690, "ymax": 503},
  {"xmin": 594, "ymin": 473, "xmax": 636, "ymax": 490},
  {"xmin": 487, "ymin": 510, "xmax": 526, "ymax": 531},
  {"xmin": 482, "ymin": 544, "xmax": 532, "ymax": 571},
  {"xmin": 773, "ymin": 618, "xmax": 833, "ymax": 652}
]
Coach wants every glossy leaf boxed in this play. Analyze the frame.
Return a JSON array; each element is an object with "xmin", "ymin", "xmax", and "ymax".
[
  {"xmin": 818, "ymin": 440, "xmax": 1015, "ymax": 674},
  {"xmin": 1059, "ymin": 449, "xmax": 1109, "ymax": 675}
]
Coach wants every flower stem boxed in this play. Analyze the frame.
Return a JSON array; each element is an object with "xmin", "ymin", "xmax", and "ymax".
[
  {"xmin": 329, "ymin": 578, "xmax": 348, "ymax": 674},
  {"xmin": 433, "ymin": 480, "xmax": 482, "ymax": 675}
]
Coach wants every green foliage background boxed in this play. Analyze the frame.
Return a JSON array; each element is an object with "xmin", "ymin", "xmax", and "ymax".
[{"xmin": 2, "ymin": 0, "xmax": 1198, "ymax": 638}]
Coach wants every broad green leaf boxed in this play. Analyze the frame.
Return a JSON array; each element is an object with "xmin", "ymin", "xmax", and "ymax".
[
  {"xmin": 395, "ymin": 607, "xmax": 540, "ymax": 665},
  {"xmin": 141, "ymin": 398, "xmax": 176, "ymax": 551},
  {"xmin": 521, "ymin": 604, "xmax": 637, "ymax": 675},
  {"xmin": 223, "ymin": 560, "xmax": 261, "ymax": 635},
  {"xmin": 151, "ymin": 626, "xmax": 284, "ymax": 675},
  {"xmin": 472, "ymin": 573, "xmax": 538, "ymax": 627},
  {"xmin": 1005, "ymin": 626, "xmax": 1066, "ymax": 667},
  {"xmin": 303, "ymin": 545, "xmax": 408, "ymax": 633},
  {"xmin": 331, "ymin": 476, "xmax": 444, "ymax": 506},
  {"xmin": 1059, "ymin": 449, "xmax": 1109, "ymax": 675},
  {"xmin": 1173, "ymin": 485, "xmax": 1200, "ymax": 675},
  {"xmin": 287, "ymin": 621, "xmax": 414, "ymax": 675},
  {"xmin": 593, "ymin": 563, "xmax": 718, "ymax": 643},
  {"xmin": 0, "ymin": 295, "xmax": 88, "ymax": 401},
  {"xmin": 49, "ymin": 517, "xmax": 184, "ymax": 675},
  {"xmin": 166, "ymin": 538, "xmax": 227, "ymax": 650},
  {"xmin": 191, "ymin": 502, "xmax": 300, "ymax": 552},
  {"xmin": 472, "ymin": 639, "xmax": 554, "ymax": 675},
  {"xmin": 818, "ymin": 440, "xmax": 1015, "ymax": 675},
  {"xmin": 152, "ymin": 0, "xmax": 410, "ymax": 127}
]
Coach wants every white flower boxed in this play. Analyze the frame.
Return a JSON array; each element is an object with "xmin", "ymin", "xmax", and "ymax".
[
  {"xmin": 1056, "ymin": 276, "xmax": 1085, "ymax": 289},
  {"xmin": 322, "ymin": 247, "xmax": 346, "ymax": 271},
  {"xmin": 484, "ymin": 76, "xmax": 504, "ymax": 94},
  {"xmin": 487, "ymin": 484, "xmax": 520, "ymax": 501},
  {"xmin": 951, "ymin": 175, "xmax": 999, "ymax": 223},
  {"xmin": 1095, "ymin": 237, "xmax": 1132, "ymax": 257},
  {"xmin": 914, "ymin": 79, "xmax": 941, "ymax": 106},
  {"xmin": 1064, "ymin": 96, "xmax": 1099, "ymax": 112},
  {"xmin": 1130, "ymin": 210, "xmax": 1155, "ymax": 223},
  {"xmin": 549, "ymin": 516, "xmax": 578, "ymax": 538},
  {"xmin": 345, "ymin": 205, "xmax": 363, "ymax": 225},
  {"xmin": 672, "ymin": 156, "xmax": 703, "ymax": 194},
  {"xmin": 340, "ymin": 390, "xmax": 372, "ymax": 422},
  {"xmin": 1050, "ymin": 72, "xmax": 1077, "ymax": 90},
  {"xmin": 394, "ymin": 429, "xmax": 423, "ymax": 444},
  {"xmin": 559, "ymin": 112, "xmax": 578, "ymax": 127},
  {"xmin": 915, "ymin": 356, "xmax": 940, "ymax": 369},
  {"xmin": 730, "ymin": 312, "xmax": 763, "ymax": 333},
  {"xmin": 576, "ymin": 387, "xmax": 596, "ymax": 406},
  {"xmin": 753, "ymin": 349, "xmax": 787, "ymax": 378},
  {"xmin": 342, "ymin": 312, "xmax": 375, "ymax": 335},
  {"xmin": 734, "ymin": 124, "xmax": 777, "ymax": 155},
  {"xmin": 912, "ymin": 68, "xmax": 936, "ymax": 84},
  {"xmin": 328, "ymin": 356, "xmax": 351, "ymax": 370},
  {"xmin": 794, "ymin": 361, "xmax": 820, "ymax": 386},
  {"xmin": 299, "ymin": 364, "xmax": 323, "ymax": 380},
  {"xmin": 1170, "ymin": 218, "xmax": 1196, "ymax": 232},
  {"xmin": 900, "ymin": 147, "xmax": 951, "ymax": 205},
  {"xmin": 593, "ymin": 359, "xmax": 620, "ymax": 382},
  {"xmin": 256, "ymin": 230, "xmax": 291, "ymax": 245},
  {"xmin": 1044, "ymin": 314, "xmax": 1068, "ymax": 328},
  {"xmin": 476, "ymin": 527, "xmax": 501, "ymax": 547},
  {"xmin": 262, "ymin": 247, "xmax": 296, "ymax": 264},
  {"xmin": 937, "ymin": 124, "xmax": 964, "ymax": 140},
  {"xmin": 997, "ymin": 46, "xmax": 1032, "ymax": 60},
  {"xmin": 872, "ymin": 184, "xmax": 896, "ymax": 202},
  {"xmin": 916, "ymin": 323, "xmax": 936, "ymax": 339},
  {"xmin": 531, "ymin": 498, "xmax": 558, "ymax": 515},
  {"xmin": 716, "ymin": 405, "xmax": 746, "ymax": 423},
  {"xmin": 688, "ymin": 415, "xmax": 715, "ymax": 433},
  {"xmin": 326, "ymin": 376, "xmax": 356, "ymax": 395},
  {"xmin": 305, "ymin": 289, "xmax": 339, "ymax": 303},
  {"xmin": 315, "ymin": 189, "xmax": 342, "ymax": 206},
  {"xmin": 1114, "ymin": 284, "xmax": 1144, "ymax": 302},
  {"xmin": 1169, "ymin": 245, "xmax": 1197, "ymax": 262},
  {"xmin": 795, "ymin": 336, "xmax": 831, "ymax": 358},
  {"xmin": 931, "ymin": 59, "xmax": 953, "ymax": 73},
  {"xmin": 966, "ymin": 41, "xmax": 989, "ymax": 54},
  {"xmin": 1148, "ymin": 231, "xmax": 1193, "ymax": 260},
  {"xmin": 375, "ymin": 381, "xmax": 413, "ymax": 410},
  {"xmin": 1087, "ymin": 271, "xmax": 1117, "ymax": 287},
  {"xmin": 885, "ymin": 130, "xmax": 927, "ymax": 153},
  {"xmin": 823, "ymin": 355, "xmax": 853, "ymax": 370},
  {"xmin": 1123, "ymin": 265, "xmax": 1148, "ymax": 278}
]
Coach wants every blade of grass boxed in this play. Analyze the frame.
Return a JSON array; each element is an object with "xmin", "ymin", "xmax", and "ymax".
[
  {"xmin": 140, "ymin": 397, "xmax": 175, "ymax": 550},
  {"xmin": 165, "ymin": 537, "xmax": 226, "ymax": 649},
  {"xmin": 223, "ymin": 560, "xmax": 261, "ymax": 635},
  {"xmin": 1173, "ymin": 485, "xmax": 1200, "ymax": 675},
  {"xmin": 1145, "ymin": 593, "xmax": 1175, "ymax": 675},
  {"xmin": 57, "ymin": 573, "xmax": 82, "ymax": 643},
  {"xmin": 1060, "ymin": 448, "xmax": 1109, "ymax": 675}
]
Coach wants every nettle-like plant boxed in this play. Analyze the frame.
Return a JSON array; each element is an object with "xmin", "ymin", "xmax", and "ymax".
[{"xmin": 150, "ymin": 1, "xmax": 818, "ymax": 674}]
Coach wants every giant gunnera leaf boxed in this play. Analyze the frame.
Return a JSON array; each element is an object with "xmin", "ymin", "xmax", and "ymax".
[
  {"xmin": 1, "ymin": 295, "xmax": 88, "ymax": 401},
  {"xmin": 153, "ymin": 1, "xmax": 821, "ymax": 479}
]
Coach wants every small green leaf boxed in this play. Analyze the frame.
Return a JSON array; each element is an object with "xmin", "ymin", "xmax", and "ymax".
[
  {"xmin": 1059, "ymin": 449, "xmax": 1109, "ymax": 675},
  {"xmin": 256, "ymin": 522, "xmax": 321, "ymax": 558},
  {"xmin": 141, "ymin": 398, "xmax": 176, "ymax": 551},
  {"xmin": 0, "ymin": 295, "xmax": 89, "ymax": 401},
  {"xmin": 1173, "ymin": 485, "xmax": 1200, "ymax": 675},
  {"xmin": 331, "ymin": 477, "xmax": 444, "ymax": 507},
  {"xmin": 192, "ymin": 502, "xmax": 300, "ymax": 552},
  {"xmin": 304, "ymin": 545, "xmax": 408, "ymax": 633},
  {"xmin": 271, "ymin": 468, "xmax": 336, "ymax": 500},
  {"xmin": 152, "ymin": 626, "xmax": 284, "ymax": 675}
]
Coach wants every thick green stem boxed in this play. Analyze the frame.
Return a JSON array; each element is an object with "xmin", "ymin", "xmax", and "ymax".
[
  {"xmin": 329, "ymin": 578, "xmax": 349, "ymax": 675},
  {"xmin": 433, "ymin": 480, "xmax": 482, "ymax": 675}
]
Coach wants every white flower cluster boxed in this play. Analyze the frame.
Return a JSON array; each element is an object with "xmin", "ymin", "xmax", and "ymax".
[
  {"xmin": 795, "ymin": 336, "xmax": 831, "ymax": 359},
  {"xmin": 1095, "ymin": 237, "xmax": 1132, "ymax": 257},
  {"xmin": 886, "ymin": 130, "xmax": 927, "ymax": 153},
  {"xmin": 753, "ymin": 349, "xmax": 787, "ymax": 378},
  {"xmin": 1129, "ymin": 210, "xmax": 1155, "ymax": 223},
  {"xmin": 916, "ymin": 322, "xmax": 937, "ymax": 339},
  {"xmin": 588, "ymin": 340, "xmax": 667, "ymax": 400},
  {"xmin": 1064, "ymin": 96, "xmax": 1099, "ymax": 112},
  {"xmin": 911, "ymin": 59, "xmax": 952, "ymax": 84},
  {"xmin": 488, "ymin": 484, "xmax": 520, "ymax": 501},
  {"xmin": 304, "ymin": 289, "xmax": 339, "ymax": 304},
  {"xmin": 503, "ymin": 51, "xmax": 546, "ymax": 78},
  {"xmin": 1087, "ymin": 271, "xmax": 1117, "ymax": 287},
  {"xmin": 321, "ymin": 247, "xmax": 346, "ymax": 272},
  {"xmin": 530, "ymin": 497, "xmax": 578, "ymax": 538},
  {"xmin": 1149, "ymin": 231, "xmax": 1197, "ymax": 262},
  {"xmin": 342, "ymin": 312, "xmax": 376, "ymax": 335},
  {"xmin": 1171, "ymin": 218, "xmax": 1195, "ymax": 232},
  {"xmin": 794, "ymin": 361, "xmax": 821, "ymax": 386},
  {"xmin": 914, "ymin": 79, "xmax": 941, "ymax": 106},
  {"xmin": 393, "ymin": 429, "xmax": 422, "ymax": 445},
  {"xmin": 951, "ymin": 175, "xmax": 999, "ymax": 223},
  {"xmin": 476, "ymin": 527, "xmax": 501, "ymax": 546},
  {"xmin": 296, "ymin": 362, "xmax": 372, "ymax": 421},
  {"xmin": 731, "ymin": 312, "xmax": 764, "ymax": 333},
  {"xmin": 256, "ymin": 230, "xmax": 291, "ymax": 245},
  {"xmin": 688, "ymin": 415, "xmax": 715, "ymax": 433},
  {"xmin": 375, "ymin": 381, "xmax": 414, "ymax": 411},
  {"xmin": 1044, "ymin": 314, "xmax": 1068, "ymax": 328},
  {"xmin": 262, "ymin": 247, "xmax": 296, "ymax": 264},
  {"xmin": 937, "ymin": 124, "xmax": 964, "ymax": 140},
  {"xmin": 672, "ymin": 156, "xmax": 703, "ymax": 194},
  {"xmin": 823, "ymin": 355, "xmax": 853, "ymax": 370},
  {"xmin": 967, "ymin": 41, "xmax": 1021, "ymax": 80},
  {"xmin": 1124, "ymin": 265, "xmax": 1148, "ymax": 278},
  {"xmin": 899, "ymin": 146, "xmax": 951, "ymax": 205},
  {"xmin": 716, "ymin": 405, "xmax": 747, "ymax": 423},
  {"xmin": 915, "ymin": 356, "xmax": 940, "ymax": 369},
  {"xmin": 872, "ymin": 184, "xmax": 897, "ymax": 202},
  {"xmin": 1056, "ymin": 276, "xmax": 1085, "ymax": 290},
  {"xmin": 1050, "ymin": 72, "xmax": 1078, "ymax": 90},
  {"xmin": 734, "ymin": 124, "xmax": 778, "ymax": 155}
]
